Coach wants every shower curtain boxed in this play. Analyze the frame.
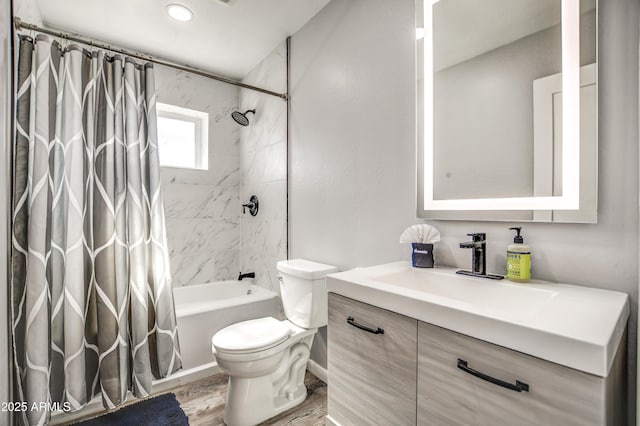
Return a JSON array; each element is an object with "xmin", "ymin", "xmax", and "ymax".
[{"xmin": 11, "ymin": 34, "xmax": 181, "ymax": 425}]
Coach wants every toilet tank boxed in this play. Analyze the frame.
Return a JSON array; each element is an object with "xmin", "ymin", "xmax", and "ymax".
[{"xmin": 277, "ymin": 259, "xmax": 338, "ymax": 329}]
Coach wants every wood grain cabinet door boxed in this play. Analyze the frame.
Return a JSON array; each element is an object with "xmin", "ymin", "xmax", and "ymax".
[
  {"xmin": 328, "ymin": 293, "xmax": 417, "ymax": 426},
  {"xmin": 417, "ymin": 321, "xmax": 621, "ymax": 426}
]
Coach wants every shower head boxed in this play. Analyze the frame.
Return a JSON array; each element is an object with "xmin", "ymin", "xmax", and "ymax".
[{"xmin": 231, "ymin": 109, "xmax": 255, "ymax": 126}]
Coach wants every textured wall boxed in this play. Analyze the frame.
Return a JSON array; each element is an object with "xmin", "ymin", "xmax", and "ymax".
[
  {"xmin": 289, "ymin": 0, "xmax": 639, "ymax": 421},
  {"xmin": 239, "ymin": 43, "xmax": 288, "ymax": 301},
  {"xmin": 155, "ymin": 66, "xmax": 241, "ymax": 287}
]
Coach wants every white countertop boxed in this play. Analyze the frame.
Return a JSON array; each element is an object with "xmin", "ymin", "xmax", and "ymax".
[{"xmin": 326, "ymin": 261, "xmax": 629, "ymax": 378}]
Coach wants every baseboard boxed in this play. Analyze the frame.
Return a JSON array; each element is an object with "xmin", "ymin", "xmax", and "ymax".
[
  {"xmin": 307, "ymin": 359, "xmax": 327, "ymax": 384},
  {"xmin": 50, "ymin": 362, "xmax": 221, "ymax": 425},
  {"xmin": 326, "ymin": 414, "xmax": 342, "ymax": 426}
]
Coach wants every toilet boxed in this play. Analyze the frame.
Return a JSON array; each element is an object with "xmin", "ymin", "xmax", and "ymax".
[{"xmin": 211, "ymin": 259, "xmax": 338, "ymax": 426}]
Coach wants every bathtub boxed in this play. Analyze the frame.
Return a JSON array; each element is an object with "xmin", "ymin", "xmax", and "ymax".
[{"xmin": 172, "ymin": 280, "xmax": 280, "ymax": 371}]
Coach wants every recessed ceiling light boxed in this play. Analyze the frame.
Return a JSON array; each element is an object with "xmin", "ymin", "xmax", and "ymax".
[
  {"xmin": 166, "ymin": 4, "xmax": 194, "ymax": 22},
  {"xmin": 416, "ymin": 27, "xmax": 425, "ymax": 40}
]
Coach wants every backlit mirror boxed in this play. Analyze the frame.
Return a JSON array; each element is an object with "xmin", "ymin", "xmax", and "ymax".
[{"xmin": 416, "ymin": 0, "xmax": 597, "ymax": 222}]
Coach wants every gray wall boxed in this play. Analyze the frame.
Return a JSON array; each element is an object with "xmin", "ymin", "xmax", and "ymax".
[
  {"xmin": 290, "ymin": 0, "xmax": 417, "ymax": 380},
  {"xmin": 155, "ymin": 66, "xmax": 241, "ymax": 287},
  {"xmin": 1, "ymin": 0, "xmax": 11, "ymax": 423},
  {"xmin": 290, "ymin": 0, "xmax": 417, "ymax": 269},
  {"xmin": 290, "ymin": 0, "xmax": 639, "ymax": 421}
]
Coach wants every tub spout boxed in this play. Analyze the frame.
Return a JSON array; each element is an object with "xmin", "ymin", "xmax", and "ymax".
[{"xmin": 238, "ymin": 272, "xmax": 255, "ymax": 280}]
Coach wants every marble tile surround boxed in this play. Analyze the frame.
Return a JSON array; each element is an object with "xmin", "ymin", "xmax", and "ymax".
[
  {"xmin": 155, "ymin": 65, "xmax": 241, "ymax": 286},
  {"xmin": 240, "ymin": 43, "xmax": 288, "ymax": 298},
  {"xmin": 154, "ymin": 45, "xmax": 288, "ymax": 291}
]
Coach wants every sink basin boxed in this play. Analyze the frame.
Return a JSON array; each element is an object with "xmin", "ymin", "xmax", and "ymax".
[
  {"xmin": 326, "ymin": 261, "xmax": 629, "ymax": 378},
  {"xmin": 372, "ymin": 269, "xmax": 557, "ymax": 322}
]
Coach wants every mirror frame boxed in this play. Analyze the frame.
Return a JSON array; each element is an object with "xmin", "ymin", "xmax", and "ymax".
[{"xmin": 418, "ymin": 0, "xmax": 582, "ymax": 214}]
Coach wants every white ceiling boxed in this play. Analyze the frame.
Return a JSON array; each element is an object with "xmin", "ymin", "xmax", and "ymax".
[{"xmin": 28, "ymin": 0, "xmax": 330, "ymax": 79}]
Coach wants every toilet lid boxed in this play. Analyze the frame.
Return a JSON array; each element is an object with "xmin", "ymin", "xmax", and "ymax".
[{"xmin": 212, "ymin": 317, "xmax": 291, "ymax": 353}]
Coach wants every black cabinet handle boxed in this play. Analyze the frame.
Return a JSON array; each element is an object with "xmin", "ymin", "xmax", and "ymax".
[
  {"xmin": 347, "ymin": 316, "xmax": 384, "ymax": 335},
  {"xmin": 457, "ymin": 359, "xmax": 529, "ymax": 393}
]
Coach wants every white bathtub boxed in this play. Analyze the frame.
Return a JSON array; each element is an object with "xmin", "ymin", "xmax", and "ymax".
[{"xmin": 173, "ymin": 280, "xmax": 280, "ymax": 371}]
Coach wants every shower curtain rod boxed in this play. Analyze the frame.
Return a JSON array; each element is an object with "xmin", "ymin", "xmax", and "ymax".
[{"xmin": 13, "ymin": 17, "xmax": 288, "ymax": 100}]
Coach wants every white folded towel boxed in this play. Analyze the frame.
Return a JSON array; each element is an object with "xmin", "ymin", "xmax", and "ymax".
[{"xmin": 399, "ymin": 224, "xmax": 441, "ymax": 244}]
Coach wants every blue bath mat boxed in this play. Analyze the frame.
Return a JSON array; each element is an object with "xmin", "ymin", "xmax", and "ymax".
[{"xmin": 74, "ymin": 393, "xmax": 189, "ymax": 426}]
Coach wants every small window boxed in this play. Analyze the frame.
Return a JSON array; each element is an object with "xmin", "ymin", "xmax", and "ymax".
[{"xmin": 157, "ymin": 103, "xmax": 208, "ymax": 170}]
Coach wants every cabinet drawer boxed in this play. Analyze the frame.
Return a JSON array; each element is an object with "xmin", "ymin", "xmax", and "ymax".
[
  {"xmin": 418, "ymin": 322, "xmax": 623, "ymax": 426},
  {"xmin": 328, "ymin": 293, "xmax": 417, "ymax": 426}
]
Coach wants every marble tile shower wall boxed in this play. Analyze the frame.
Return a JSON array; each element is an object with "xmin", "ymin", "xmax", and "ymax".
[
  {"xmin": 155, "ymin": 65, "xmax": 241, "ymax": 287},
  {"xmin": 239, "ymin": 43, "xmax": 287, "ymax": 298}
]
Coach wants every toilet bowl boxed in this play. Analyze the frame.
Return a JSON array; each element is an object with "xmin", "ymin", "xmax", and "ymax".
[{"xmin": 211, "ymin": 259, "xmax": 337, "ymax": 426}]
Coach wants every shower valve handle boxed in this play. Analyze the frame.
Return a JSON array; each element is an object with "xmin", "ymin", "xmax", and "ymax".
[{"xmin": 242, "ymin": 195, "xmax": 259, "ymax": 216}]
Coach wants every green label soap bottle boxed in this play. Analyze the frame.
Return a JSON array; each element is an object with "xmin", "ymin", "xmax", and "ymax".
[{"xmin": 506, "ymin": 227, "xmax": 531, "ymax": 283}]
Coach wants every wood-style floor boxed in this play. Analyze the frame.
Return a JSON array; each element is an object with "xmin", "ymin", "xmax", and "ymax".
[{"xmin": 171, "ymin": 371, "xmax": 327, "ymax": 426}]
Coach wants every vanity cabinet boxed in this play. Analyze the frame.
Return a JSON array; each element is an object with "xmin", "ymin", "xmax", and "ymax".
[
  {"xmin": 417, "ymin": 322, "xmax": 625, "ymax": 426},
  {"xmin": 327, "ymin": 293, "xmax": 626, "ymax": 426},
  {"xmin": 327, "ymin": 293, "xmax": 417, "ymax": 426}
]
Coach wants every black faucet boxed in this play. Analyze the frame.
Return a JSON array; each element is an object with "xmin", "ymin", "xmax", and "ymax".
[
  {"xmin": 457, "ymin": 233, "xmax": 503, "ymax": 280},
  {"xmin": 238, "ymin": 272, "xmax": 255, "ymax": 281},
  {"xmin": 459, "ymin": 233, "xmax": 486, "ymax": 275}
]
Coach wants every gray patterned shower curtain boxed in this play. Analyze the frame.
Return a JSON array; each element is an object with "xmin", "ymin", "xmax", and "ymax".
[{"xmin": 11, "ymin": 34, "xmax": 182, "ymax": 425}]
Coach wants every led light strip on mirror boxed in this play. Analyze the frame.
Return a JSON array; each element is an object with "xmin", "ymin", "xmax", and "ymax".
[{"xmin": 422, "ymin": 0, "xmax": 581, "ymax": 211}]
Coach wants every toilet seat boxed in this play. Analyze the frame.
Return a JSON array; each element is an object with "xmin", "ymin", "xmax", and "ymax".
[{"xmin": 212, "ymin": 317, "xmax": 291, "ymax": 354}]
